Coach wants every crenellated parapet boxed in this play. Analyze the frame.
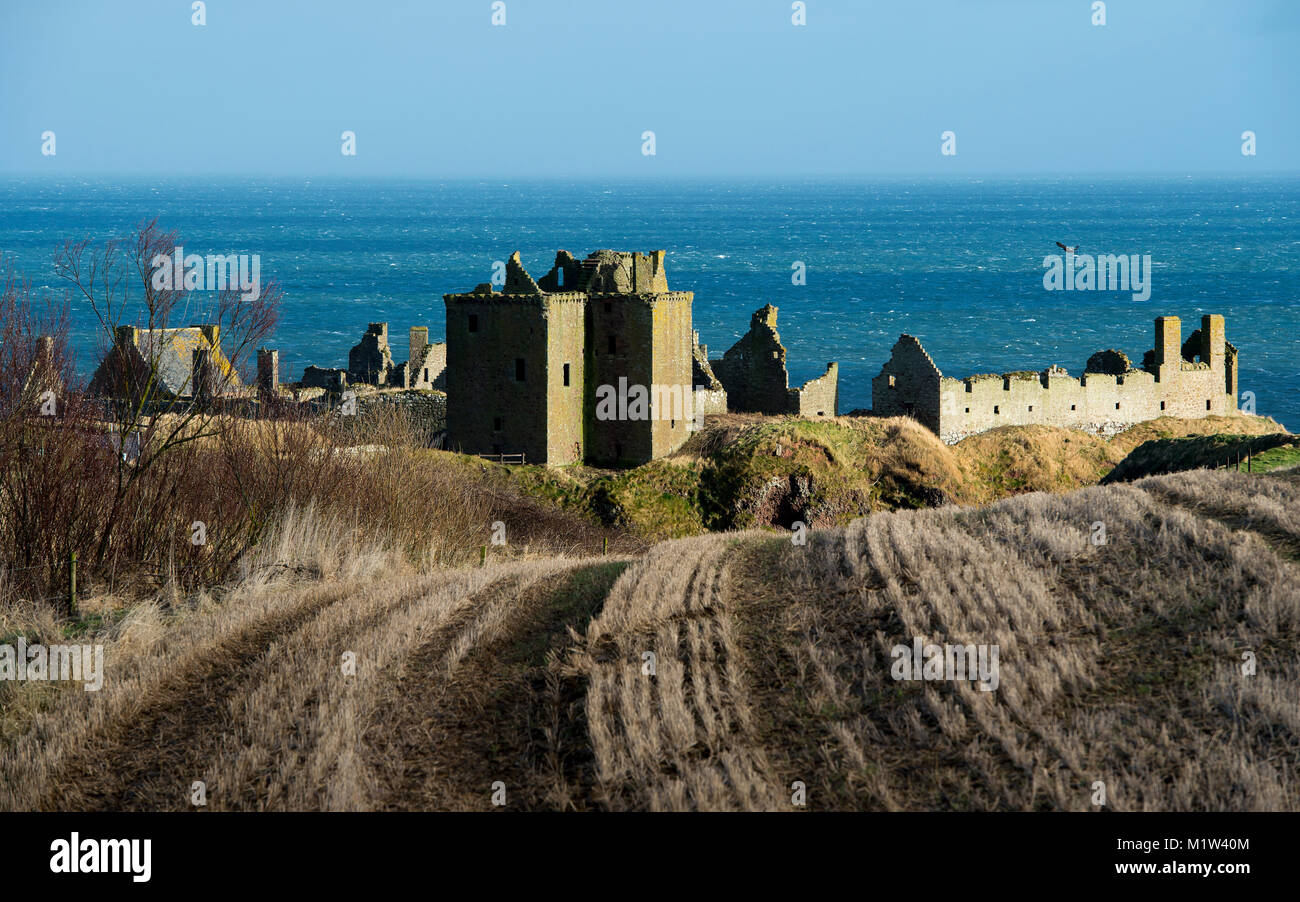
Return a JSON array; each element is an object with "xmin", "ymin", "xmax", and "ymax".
[{"xmin": 873, "ymin": 314, "xmax": 1240, "ymax": 443}]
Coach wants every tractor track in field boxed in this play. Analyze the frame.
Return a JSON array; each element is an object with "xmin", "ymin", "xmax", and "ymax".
[{"xmin": 41, "ymin": 580, "xmax": 358, "ymax": 811}]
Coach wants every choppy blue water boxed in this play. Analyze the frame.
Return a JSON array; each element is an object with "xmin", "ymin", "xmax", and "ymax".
[{"xmin": 2, "ymin": 176, "xmax": 1296, "ymax": 430}]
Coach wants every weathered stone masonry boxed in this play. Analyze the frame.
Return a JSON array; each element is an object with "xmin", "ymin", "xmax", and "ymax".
[
  {"xmin": 872, "ymin": 314, "xmax": 1238, "ymax": 443},
  {"xmin": 710, "ymin": 304, "xmax": 838, "ymax": 417},
  {"xmin": 346, "ymin": 322, "xmax": 446, "ymax": 390},
  {"xmin": 444, "ymin": 250, "xmax": 696, "ymax": 466}
]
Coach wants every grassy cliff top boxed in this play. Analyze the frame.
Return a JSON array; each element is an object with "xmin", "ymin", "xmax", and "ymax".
[{"xmin": 486, "ymin": 412, "xmax": 1288, "ymax": 540}]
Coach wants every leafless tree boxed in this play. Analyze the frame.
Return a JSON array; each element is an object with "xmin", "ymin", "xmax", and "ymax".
[{"xmin": 53, "ymin": 219, "xmax": 282, "ymax": 568}]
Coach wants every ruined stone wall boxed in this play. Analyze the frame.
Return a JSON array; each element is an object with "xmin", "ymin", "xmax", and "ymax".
[
  {"xmin": 348, "ymin": 322, "xmax": 395, "ymax": 386},
  {"xmin": 577, "ymin": 250, "xmax": 670, "ymax": 295},
  {"xmin": 877, "ymin": 315, "xmax": 1238, "ymax": 443},
  {"xmin": 399, "ymin": 341, "xmax": 446, "ymax": 390},
  {"xmin": 347, "ymin": 389, "xmax": 447, "ymax": 445},
  {"xmin": 938, "ymin": 369, "xmax": 1158, "ymax": 442},
  {"xmin": 937, "ymin": 363, "xmax": 1235, "ymax": 442},
  {"xmin": 257, "ymin": 348, "xmax": 279, "ymax": 395},
  {"xmin": 711, "ymin": 305, "xmax": 793, "ymax": 415},
  {"xmin": 692, "ymin": 388, "xmax": 729, "ymax": 424},
  {"xmin": 409, "ymin": 326, "xmax": 428, "ymax": 364},
  {"xmin": 424, "ymin": 342, "xmax": 447, "ymax": 390},
  {"xmin": 793, "ymin": 363, "xmax": 838, "ymax": 417},
  {"xmin": 1165, "ymin": 365, "xmax": 1232, "ymax": 416},
  {"xmin": 871, "ymin": 335, "xmax": 943, "ymax": 433},
  {"xmin": 690, "ymin": 332, "xmax": 730, "ymax": 424},
  {"xmin": 632, "ymin": 251, "xmax": 670, "ymax": 293},
  {"xmin": 711, "ymin": 305, "xmax": 837, "ymax": 418},
  {"xmin": 1158, "ymin": 316, "xmax": 1235, "ymax": 417},
  {"xmin": 301, "ymin": 366, "xmax": 347, "ymax": 392},
  {"xmin": 692, "ymin": 332, "xmax": 722, "ymax": 389},
  {"xmin": 536, "ymin": 250, "xmax": 583, "ymax": 293}
]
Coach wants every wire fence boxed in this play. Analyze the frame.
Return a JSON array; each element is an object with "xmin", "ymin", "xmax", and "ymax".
[{"xmin": 1, "ymin": 552, "xmax": 197, "ymax": 613}]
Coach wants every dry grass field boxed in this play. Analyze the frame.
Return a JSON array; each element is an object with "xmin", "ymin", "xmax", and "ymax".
[{"xmin": 3, "ymin": 465, "xmax": 1298, "ymax": 811}]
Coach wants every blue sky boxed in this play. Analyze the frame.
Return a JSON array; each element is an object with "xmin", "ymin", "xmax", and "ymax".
[{"xmin": 2, "ymin": 0, "xmax": 1297, "ymax": 176}]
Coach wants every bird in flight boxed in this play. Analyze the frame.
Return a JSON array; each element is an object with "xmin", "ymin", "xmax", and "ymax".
[{"xmin": 1056, "ymin": 241, "xmax": 1081, "ymax": 254}]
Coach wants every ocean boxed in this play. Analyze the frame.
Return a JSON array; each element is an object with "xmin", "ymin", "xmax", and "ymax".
[{"xmin": 1, "ymin": 175, "xmax": 1296, "ymax": 430}]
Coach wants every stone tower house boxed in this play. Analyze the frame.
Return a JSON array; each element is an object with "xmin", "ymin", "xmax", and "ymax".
[{"xmin": 443, "ymin": 249, "xmax": 694, "ymax": 466}]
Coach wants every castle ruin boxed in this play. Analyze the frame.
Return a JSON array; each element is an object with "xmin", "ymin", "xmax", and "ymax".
[
  {"xmin": 443, "ymin": 249, "xmax": 695, "ymax": 466},
  {"xmin": 86, "ymin": 256, "xmax": 1248, "ymax": 467},
  {"xmin": 346, "ymin": 322, "xmax": 446, "ymax": 390},
  {"xmin": 710, "ymin": 304, "xmax": 838, "ymax": 417},
  {"xmin": 872, "ymin": 314, "xmax": 1238, "ymax": 443}
]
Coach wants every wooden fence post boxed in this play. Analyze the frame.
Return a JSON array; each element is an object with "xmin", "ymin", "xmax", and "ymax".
[{"xmin": 68, "ymin": 551, "xmax": 77, "ymax": 619}]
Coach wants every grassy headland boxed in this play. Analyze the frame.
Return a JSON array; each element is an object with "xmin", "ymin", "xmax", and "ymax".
[{"xmin": 480, "ymin": 413, "xmax": 1289, "ymax": 540}]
